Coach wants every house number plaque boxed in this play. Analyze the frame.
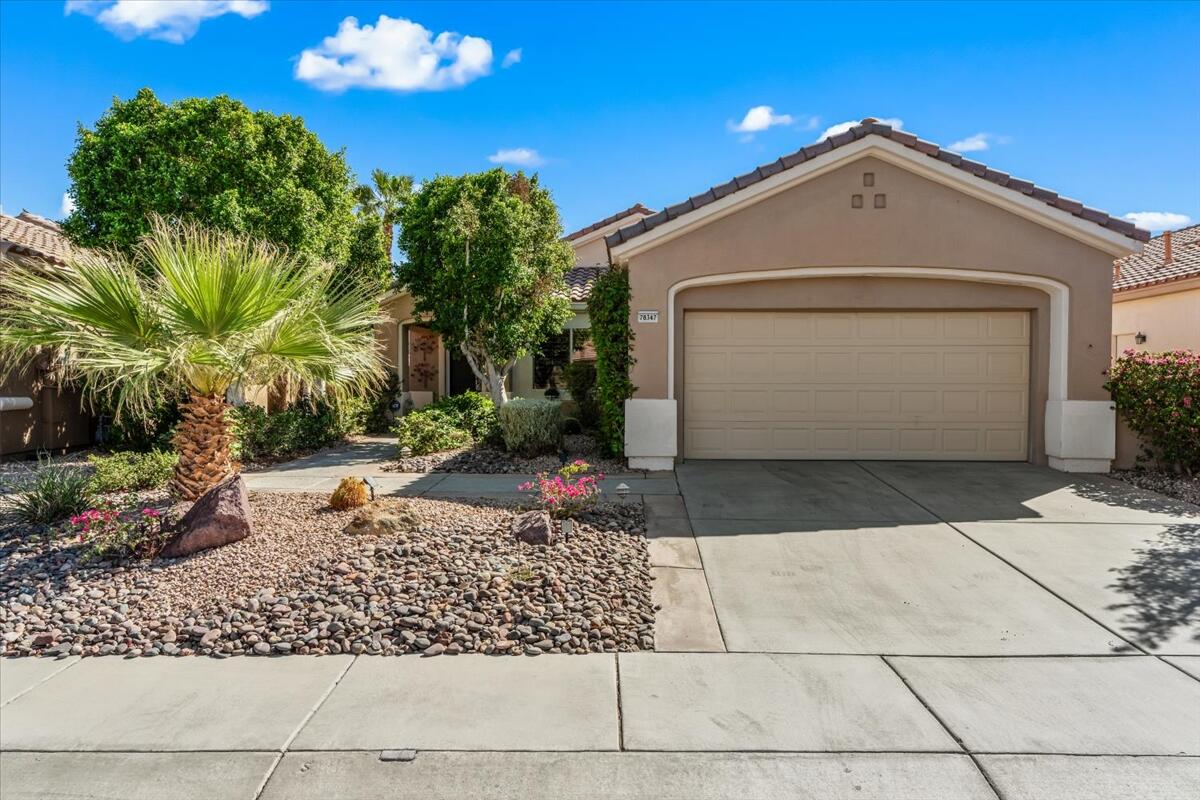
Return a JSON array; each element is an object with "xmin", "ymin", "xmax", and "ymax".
[{"xmin": 637, "ymin": 310, "xmax": 659, "ymax": 323}]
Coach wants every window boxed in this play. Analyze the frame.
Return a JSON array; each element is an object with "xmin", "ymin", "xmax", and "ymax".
[{"xmin": 532, "ymin": 328, "xmax": 593, "ymax": 389}]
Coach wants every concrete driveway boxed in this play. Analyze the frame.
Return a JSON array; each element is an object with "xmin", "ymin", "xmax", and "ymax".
[{"xmin": 669, "ymin": 460, "xmax": 1199, "ymax": 656}]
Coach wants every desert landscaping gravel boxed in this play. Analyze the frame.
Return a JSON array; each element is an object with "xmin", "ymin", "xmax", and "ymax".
[
  {"xmin": 0, "ymin": 492, "xmax": 654, "ymax": 658},
  {"xmin": 387, "ymin": 434, "xmax": 633, "ymax": 475},
  {"xmin": 1109, "ymin": 470, "xmax": 1200, "ymax": 507}
]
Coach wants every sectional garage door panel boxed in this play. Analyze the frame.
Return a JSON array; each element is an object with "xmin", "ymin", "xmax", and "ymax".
[{"xmin": 683, "ymin": 311, "xmax": 1029, "ymax": 460}]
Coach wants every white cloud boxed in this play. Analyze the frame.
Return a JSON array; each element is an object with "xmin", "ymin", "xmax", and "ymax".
[
  {"xmin": 729, "ymin": 105, "xmax": 794, "ymax": 136},
  {"xmin": 61, "ymin": 193, "xmax": 76, "ymax": 217},
  {"xmin": 1122, "ymin": 211, "xmax": 1192, "ymax": 232},
  {"xmin": 948, "ymin": 133, "xmax": 991, "ymax": 153},
  {"xmin": 295, "ymin": 15, "xmax": 494, "ymax": 92},
  {"xmin": 501, "ymin": 48, "xmax": 521, "ymax": 68},
  {"xmin": 947, "ymin": 132, "xmax": 1012, "ymax": 153},
  {"xmin": 488, "ymin": 148, "xmax": 544, "ymax": 167},
  {"xmin": 65, "ymin": 1, "xmax": 268, "ymax": 44},
  {"xmin": 816, "ymin": 117, "xmax": 903, "ymax": 141}
]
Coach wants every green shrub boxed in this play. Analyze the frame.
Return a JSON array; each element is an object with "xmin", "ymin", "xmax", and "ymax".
[
  {"xmin": 88, "ymin": 450, "xmax": 178, "ymax": 493},
  {"xmin": 498, "ymin": 398, "xmax": 562, "ymax": 456},
  {"xmin": 563, "ymin": 361, "xmax": 599, "ymax": 429},
  {"xmin": 10, "ymin": 463, "xmax": 96, "ymax": 525},
  {"xmin": 432, "ymin": 391, "xmax": 500, "ymax": 443},
  {"xmin": 586, "ymin": 266, "xmax": 635, "ymax": 457},
  {"xmin": 364, "ymin": 373, "xmax": 401, "ymax": 435},
  {"xmin": 394, "ymin": 407, "xmax": 473, "ymax": 456},
  {"xmin": 230, "ymin": 399, "xmax": 367, "ymax": 462},
  {"xmin": 1105, "ymin": 350, "xmax": 1200, "ymax": 473},
  {"xmin": 101, "ymin": 395, "xmax": 181, "ymax": 452}
]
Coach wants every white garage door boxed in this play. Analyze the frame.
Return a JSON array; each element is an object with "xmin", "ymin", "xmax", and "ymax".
[{"xmin": 684, "ymin": 310, "xmax": 1029, "ymax": 460}]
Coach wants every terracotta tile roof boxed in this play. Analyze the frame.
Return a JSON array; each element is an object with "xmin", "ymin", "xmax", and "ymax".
[
  {"xmin": 565, "ymin": 264, "xmax": 605, "ymax": 302},
  {"xmin": 564, "ymin": 203, "xmax": 655, "ymax": 241},
  {"xmin": 1113, "ymin": 224, "xmax": 1200, "ymax": 292},
  {"xmin": 606, "ymin": 119, "xmax": 1150, "ymax": 249},
  {"xmin": 1, "ymin": 211, "xmax": 76, "ymax": 265}
]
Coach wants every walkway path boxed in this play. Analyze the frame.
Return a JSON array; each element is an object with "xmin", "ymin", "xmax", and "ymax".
[{"xmin": 240, "ymin": 436, "xmax": 678, "ymax": 498}]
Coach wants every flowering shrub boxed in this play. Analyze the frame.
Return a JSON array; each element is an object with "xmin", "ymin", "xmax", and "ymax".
[
  {"xmin": 519, "ymin": 460, "xmax": 605, "ymax": 518},
  {"xmin": 1104, "ymin": 349, "xmax": 1200, "ymax": 473},
  {"xmin": 69, "ymin": 503, "xmax": 173, "ymax": 562}
]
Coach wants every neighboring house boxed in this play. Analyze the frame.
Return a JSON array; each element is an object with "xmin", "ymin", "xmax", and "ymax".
[
  {"xmin": 606, "ymin": 119, "xmax": 1147, "ymax": 472},
  {"xmin": 0, "ymin": 211, "xmax": 95, "ymax": 459},
  {"xmin": 1112, "ymin": 225, "xmax": 1200, "ymax": 354},
  {"xmin": 1110, "ymin": 224, "xmax": 1200, "ymax": 467},
  {"xmin": 376, "ymin": 203, "xmax": 655, "ymax": 408}
]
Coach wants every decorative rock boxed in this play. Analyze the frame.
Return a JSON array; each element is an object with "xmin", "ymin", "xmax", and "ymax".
[
  {"xmin": 511, "ymin": 510, "xmax": 555, "ymax": 546},
  {"xmin": 160, "ymin": 475, "xmax": 252, "ymax": 558},
  {"xmin": 344, "ymin": 504, "xmax": 420, "ymax": 537}
]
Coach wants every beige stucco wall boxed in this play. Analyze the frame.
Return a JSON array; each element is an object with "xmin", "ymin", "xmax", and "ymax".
[
  {"xmin": 1111, "ymin": 280, "xmax": 1200, "ymax": 468},
  {"xmin": 377, "ymin": 293, "xmax": 417, "ymax": 377},
  {"xmin": 618, "ymin": 155, "xmax": 1123, "ymax": 464},
  {"xmin": 572, "ymin": 236, "xmax": 610, "ymax": 267},
  {"xmin": 1111, "ymin": 282, "xmax": 1200, "ymax": 355}
]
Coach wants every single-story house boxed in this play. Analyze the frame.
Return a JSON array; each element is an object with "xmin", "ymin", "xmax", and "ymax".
[
  {"xmin": 607, "ymin": 119, "xmax": 1148, "ymax": 472},
  {"xmin": 0, "ymin": 211, "xmax": 95, "ymax": 459},
  {"xmin": 1110, "ymin": 224, "xmax": 1200, "ymax": 467},
  {"xmin": 376, "ymin": 203, "xmax": 656, "ymax": 408}
]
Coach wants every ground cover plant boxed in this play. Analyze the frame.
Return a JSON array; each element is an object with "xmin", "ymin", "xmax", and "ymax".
[{"xmin": 87, "ymin": 450, "xmax": 177, "ymax": 493}]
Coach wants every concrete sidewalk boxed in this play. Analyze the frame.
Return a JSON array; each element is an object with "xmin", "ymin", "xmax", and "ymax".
[{"xmin": 2, "ymin": 652, "xmax": 1197, "ymax": 799}]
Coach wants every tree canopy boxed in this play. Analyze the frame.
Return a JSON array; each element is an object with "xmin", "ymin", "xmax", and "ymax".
[
  {"xmin": 397, "ymin": 169, "xmax": 574, "ymax": 404},
  {"xmin": 62, "ymin": 88, "xmax": 356, "ymax": 267}
]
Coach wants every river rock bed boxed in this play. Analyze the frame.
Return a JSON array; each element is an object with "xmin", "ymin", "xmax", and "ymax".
[
  {"xmin": 0, "ymin": 493, "xmax": 654, "ymax": 658},
  {"xmin": 386, "ymin": 434, "xmax": 633, "ymax": 476},
  {"xmin": 1109, "ymin": 470, "xmax": 1200, "ymax": 508}
]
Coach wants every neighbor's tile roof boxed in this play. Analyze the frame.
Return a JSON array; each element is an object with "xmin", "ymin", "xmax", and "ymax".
[
  {"xmin": 565, "ymin": 264, "xmax": 605, "ymax": 302},
  {"xmin": 1, "ymin": 211, "xmax": 75, "ymax": 265},
  {"xmin": 606, "ymin": 119, "xmax": 1150, "ymax": 248},
  {"xmin": 564, "ymin": 203, "xmax": 656, "ymax": 241},
  {"xmin": 1113, "ymin": 224, "xmax": 1200, "ymax": 292}
]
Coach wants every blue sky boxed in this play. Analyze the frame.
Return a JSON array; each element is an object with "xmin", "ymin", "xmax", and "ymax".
[{"xmin": 2, "ymin": 1, "xmax": 1198, "ymax": 235}]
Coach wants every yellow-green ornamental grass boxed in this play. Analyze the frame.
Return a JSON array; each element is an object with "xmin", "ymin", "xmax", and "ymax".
[{"xmin": 329, "ymin": 477, "xmax": 370, "ymax": 510}]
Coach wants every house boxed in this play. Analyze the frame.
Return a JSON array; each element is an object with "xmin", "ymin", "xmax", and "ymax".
[
  {"xmin": 1110, "ymin": 224, "xmax": 1200, "ymax": 467},
  {"xmin": 608, "ymin": 119, "xmax": 1148, "ymax": 472},
  {"xmin": 0, "ymin": 211, "xmax": 95, "ymax": 459},
  {"xmin": 376, "ymin": 203, "xmax": 655, "ymax": 408}
]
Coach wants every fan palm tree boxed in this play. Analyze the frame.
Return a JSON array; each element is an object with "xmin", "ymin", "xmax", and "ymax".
[
  {"xmin": 354, "ymin": 169, "xmax": 413, "ymax": 254},
  {"xmin": 0, "ymin": 217, "xmax": 385, "ymax": 499}
]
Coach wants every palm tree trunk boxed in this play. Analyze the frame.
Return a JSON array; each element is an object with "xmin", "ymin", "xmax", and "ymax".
[{"xmin": 170, "ymin": 393, "xmax": 234, "ymax": 500}]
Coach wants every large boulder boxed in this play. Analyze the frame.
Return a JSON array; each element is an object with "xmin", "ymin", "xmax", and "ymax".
[
  {"xmin": 160, "ymin": 474, "xmax": 252, "ymax": 558},
  {"xmin": 512, "ymin": 510, "xmax": 555, "ymax": 546}
]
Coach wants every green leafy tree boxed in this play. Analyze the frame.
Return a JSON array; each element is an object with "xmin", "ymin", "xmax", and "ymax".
[
  {"xmin": 62, "ymin": 88, "xmax": 355, "ymax": 267},
  {"xmin": 0, "ymin": 218, "xmax": 383, "ymax": 500},
  {"xmin": 397, "ymin": 170, "xmax": 574, "ymax": 405}
]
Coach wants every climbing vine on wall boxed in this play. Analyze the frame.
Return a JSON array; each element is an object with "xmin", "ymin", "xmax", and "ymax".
[{"xmin": 586, "ymin": 265, "xmax": 636, "ymax": 457}]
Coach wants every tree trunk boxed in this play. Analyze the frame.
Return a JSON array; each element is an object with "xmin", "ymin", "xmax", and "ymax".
[
  {"xmin": 459, "ymin": 342, "xmax": 509, "ymax": 406},
  {"xmin": 170, "ymin": 393, "xmax": 234, "ymax": 500}
]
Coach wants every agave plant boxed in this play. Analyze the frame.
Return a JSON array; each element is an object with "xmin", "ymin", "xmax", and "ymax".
[{"xmin": 0, "ymin": 217, "xmax": 384, "ymax": 499}]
